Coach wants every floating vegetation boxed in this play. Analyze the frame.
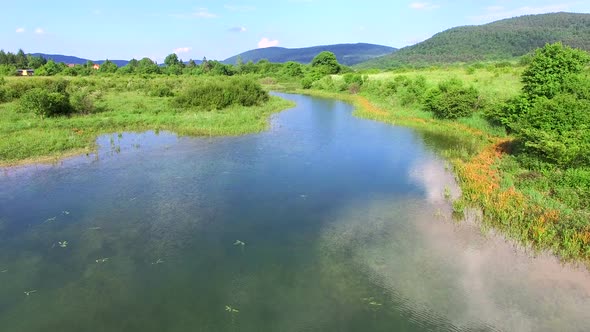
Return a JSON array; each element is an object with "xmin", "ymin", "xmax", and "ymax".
[
  {"xmin": 43, "ymin": 217, "xmax": 56, "ymax": 224},
  {"xmin": 95, "ymin": 258, "xmax": 109, "ymax": 263},
  {"xmin": 58, "ymin": 241, "xmax": 68, "ymax": 248},
  {"xmin": 361, "ymin": 297, "xmax": 383, "ymax": 309},
  {"xmin": 233, "ymin": 240, "xmax": 246, "ymax": 252},
  {"xmin": 443, "ymin": 185, "xmax": 452, "ymax": 200},
  {"xmin": 434, "ymin": 209, "xmax": 445, "ymax": 219},
  {"xmin": 62, "ymin": 211, "xmax": 70, "ymax": 215},
  {"xmin": 225, "ymin": 305, "xmax": 239, "ymax": 313},
  {"xmin": 151, "ymin": 258, "xmax": 164, "ymax": 265},
  {"xmin": 24, "ymin": 290, "xmax": 37, "ymax": 296}
]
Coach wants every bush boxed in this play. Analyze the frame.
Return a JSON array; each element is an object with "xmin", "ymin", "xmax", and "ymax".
[
  {"xmin": 514, "ymin": 93, "xmax": 590, "ymax": 167},
  {"xmin": 521, "ymin": 43, "xmax": 590, "ymax": 100},
  {"xmin": 397, "ymin": 75, "xmax": 427, "ymax": 106},
  {"xmin": 19, "ymin": 88, "xmax": 72, "ymax": 118},
  {"xmin": 69, "ymin": 88, "xmax": 104, "ymax": 114},
  {"xmin": 173, "ymin": 77, "xmax": 268, "ymax": 110},
  {"xmin": 423, "ymin": 78, "xmax": 480, "ymax": 119}
]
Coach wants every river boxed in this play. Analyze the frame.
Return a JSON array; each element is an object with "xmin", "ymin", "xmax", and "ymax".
[{"xmin": 0, "ymin": 93, "xmax": 589, "ymax": 331}]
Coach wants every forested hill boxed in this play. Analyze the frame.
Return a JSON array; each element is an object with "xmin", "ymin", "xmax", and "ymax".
[
  {"xmin": 357, "ymin": 12, "xmax": 590, "ymax": 69},
  {"xmin": 223, "ymin": 43, "xmax": 396, "ymax": 66},
  {"xmin": 29, "ymin": 53, "xmax": 129, "ymax": 67}
]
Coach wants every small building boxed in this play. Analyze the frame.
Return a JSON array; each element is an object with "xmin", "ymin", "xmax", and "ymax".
[
  {"xmin": 93, "ymin": 64, "xmax": 100, "ymax": 70},
  {"xmin": 67, "ymin": 64, "xmax": 76, "ymax": 68},
  {"xmin": 16, "ymin": 69, "xmax": 34, "ymax": 76}
]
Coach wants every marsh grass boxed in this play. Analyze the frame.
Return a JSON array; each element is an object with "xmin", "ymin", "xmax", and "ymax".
[
  {"xmin": 0, "ymin": 76, "xmax": 294, "ymax": 166},
  {"xmin": 289, "ymin": 66, "xmax": 590, "ymax": 264}
]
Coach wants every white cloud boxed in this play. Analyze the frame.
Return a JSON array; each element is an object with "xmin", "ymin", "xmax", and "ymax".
[
  {"xmin": 409, "ymin": 2, "xmax": 440, "ymax": 10},
  {"xmin": 34, "ymin": 28, "xmax": 45, "ymax": 34},
  {"xmin": 258, "ymin": 37, "xmax": 279, "ymax": 48},
  {"xmin": 471, "ymin": 4, "xmax": 571, "ymax": 23},
  {"xmin": 224, "ymin": 4, "xmax": 256, "ymax": 11},
  {"xmin": 228, "ymin": 26, "xmax": 247, "ymax": 33},
  {"xmin": 174, "ymin": 47, "xmax": 192, "ymax": 54},
  {"xmin": 192, "ymin": 8, "xmax": 218, "ymax": 18},
  {"xmin": 16, "ymin": 27, "xmax": 25, "ymax": 33}
]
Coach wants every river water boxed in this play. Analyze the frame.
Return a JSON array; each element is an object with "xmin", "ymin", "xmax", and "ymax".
[{"xmin": 0, "ymin": 93, "xmax": 589, "ymax": 331}]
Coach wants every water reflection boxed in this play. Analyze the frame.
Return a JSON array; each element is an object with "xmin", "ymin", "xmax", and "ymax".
[{"xmin": 0, "ymin": 93, "xmax": 589, "ymax": 332}]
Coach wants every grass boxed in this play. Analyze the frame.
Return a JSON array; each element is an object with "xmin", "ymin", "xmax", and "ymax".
[
  {"xmin": 285, "ymin": 65, "xmax": 590, "ymax": 264},
  {"xmin": 0, "ymin": 76, "xmax": 294, "ymax": 166}
]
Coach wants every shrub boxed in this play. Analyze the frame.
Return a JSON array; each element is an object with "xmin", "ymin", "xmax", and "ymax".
[
  {"xmin": 514, "ymin": 93, "xmax": 590, "ymax": 167},
  {"xmin": 173, "ymin": 77, "xmax": 268, "ymax": 110},
  {"xmin": 19, "ymin": 88, "xmax": 72, "ymax": 118},
  {"xmin": 521, "ymin": 43, "xmax": 590, "ymax": 100},
  {"xmin": 398, "ymin": 75, "xmax": 427, "ymax": 106},
  {"xmin": 69, "ymin": 88, "xmax": 104, "ymax": 114},
  {"xmin": 423, "ymin": 78, "xmax": 480, "ymax": 119}
]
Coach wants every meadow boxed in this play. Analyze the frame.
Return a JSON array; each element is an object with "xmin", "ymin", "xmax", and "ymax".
[
  {"xmin": 286, "ymin": 58, "xmax": 590, "ymax": 263},
  {"xmin": 0, "ymin": 75, "xmax": 294, "ymax": 166}
]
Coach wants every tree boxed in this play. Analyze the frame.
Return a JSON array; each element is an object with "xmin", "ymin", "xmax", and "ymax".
[
  {"xmin": 15, "ymin": 49, "xmax": 27, "ymax": 68},
  {"xmin": 164, "ymin": 53, "xmax": 180, "ymax": 67},
  {"xmin": 187, "ymin": 59, "xmax": 197, "ymax": 68},
  {"xmin": 503, "ymin": 43, "xmax": 590, "ymax": 167},
  {"xmin": 99, "ymin": 59, "xmax": 118, "ymax": 73},
  {"xmin": 311, "ymin": 51, "xmax": 341, "ymax": 75},
  {"xmin": 521, "ymin": 42, "xmax": 590, "ymax": 100},
  {"xmin": 137, "ymin": 57, "xmax": 160, "ymax": 74},
  {"xmin": 27, "ymin": 55, "xmax": 46, "ymax": 69}
]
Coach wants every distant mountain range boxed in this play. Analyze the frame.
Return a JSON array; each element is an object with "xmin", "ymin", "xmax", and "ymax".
[
  {"xmin": 357, "ymin": 12, "xmax": 590, "ymax": 69},
  {"xmin": 29, "ymin": 53, "xmax": 130, "ymax": 67},
  {"xmin": 223, "ymin": 43, "xmax": 397, "ymax": 66}
]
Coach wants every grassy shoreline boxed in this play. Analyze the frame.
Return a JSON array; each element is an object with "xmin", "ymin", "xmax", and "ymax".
[
  {"xmin": 0, "ymin": 77, "xmax": 295, "ymax": 167},
  {"xmin": 282, "ymin": 87, "xmax": 590, "ymax": 265}
]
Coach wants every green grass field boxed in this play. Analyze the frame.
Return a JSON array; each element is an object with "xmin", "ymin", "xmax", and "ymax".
[
  {"xmin": 0, "ymin": 76, "xmax": 294, "ymax": 166},
  {"xmin": 294, "ymin": 64, "xmax": 590, "ymax": 264}
]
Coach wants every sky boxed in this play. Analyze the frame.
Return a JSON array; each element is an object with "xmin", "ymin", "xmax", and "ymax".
[{"xmin": 2, "ymin": 0, "xmax": 589, "ymax": 62}]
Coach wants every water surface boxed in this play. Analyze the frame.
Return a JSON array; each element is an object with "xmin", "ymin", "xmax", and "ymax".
[{"xmin": 0, "ymin": 93, "xmax": 589, "ymax": 331}]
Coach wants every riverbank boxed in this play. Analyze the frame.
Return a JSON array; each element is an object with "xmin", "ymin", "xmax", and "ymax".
[
  {"xmin": 283, "ymin": 86, "xmax": 590, "ymax": 265},
  {"xmin": 0, "ymin": 77, "xmax": 295, "ymax": 167}
]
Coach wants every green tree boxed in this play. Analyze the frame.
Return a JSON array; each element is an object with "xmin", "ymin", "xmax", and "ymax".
[
  {"xmin": 27, "ymin": 55, "xmax": 46, "ymax": 69},
  {"xmin": 99, "ymin": 60, "xmax": 118, "ymax": 73},
  {"xmin": 164, "ymin": 53, "xmax": 181, "ymax": 67},
  {"xmin": 15, "ymin": 49, "xmax": 28, "ymax": 68},
  {"xmin": 137, "ymin": 57, "xmax": 160, "ymax": 74},
  {"xmin": 521, "ymin": 42, "xmax": 590, "ymax": 100},
  {"xmin": 311, "ymin": 51, "xmax": 341, "ymax": 75}
]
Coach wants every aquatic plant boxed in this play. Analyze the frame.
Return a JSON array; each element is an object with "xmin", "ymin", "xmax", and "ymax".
[
  {"xmin": 443, "ymin": 186, "xmax": 452, "ymax": 200},
  {"xmin": 43, "ymin": 217, "xmax": 56, "ymax": 223},
  {"xmin": 151, "ymin": 258, "xmax": 164, "ymax": 265},
  {"xmin": 24, "ymin": 290, "xmax": 37, "ymax": 296},
  {"xmin": 225, "ymin": 305, "xmax": 239, "ymax": 313},
  {"xmin": 95, "ymin": 258, "xmax": 109, "ymax": 263},
  {"xmin": 233, "ymin": 240, "xmax": 246, "ymax": 253},
  {"xmin": 58, "ymin": 241, "xmax": 68, "ymax": 248}
]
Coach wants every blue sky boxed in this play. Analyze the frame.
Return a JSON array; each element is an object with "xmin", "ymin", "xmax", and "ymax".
[{"xmin": 2, "ymin": 1, "xmax": 589, "ymax": 62}]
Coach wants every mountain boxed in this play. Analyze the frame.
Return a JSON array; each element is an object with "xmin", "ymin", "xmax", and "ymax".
[
  {"xmin": 29, "ymin": 53, "xmax": 129, "ymax": 67},
  {"xmin": 223, "ymin": 43, "xmax": 397, "ymax": 66},
  {"xmin": 357, "ymin": 12, "xmax": 590, "ymax": 69}
]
